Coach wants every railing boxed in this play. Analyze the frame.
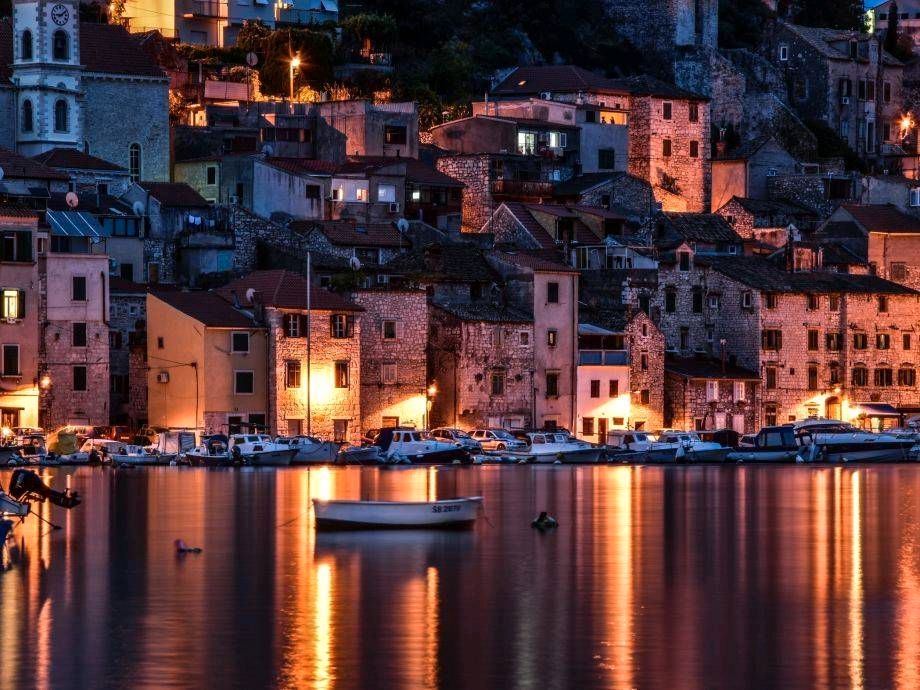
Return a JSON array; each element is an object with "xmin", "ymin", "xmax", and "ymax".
[
  {"xmin": 490, "ymin": 179, "xmax": 555, "ymax": 197},
  {"xmin": 579, "ymin": 350, "xmax": 628, "ymax": 366},
  {"xmin": 181, "ymin": 0, "xmax": 227, "ymax": 18}
]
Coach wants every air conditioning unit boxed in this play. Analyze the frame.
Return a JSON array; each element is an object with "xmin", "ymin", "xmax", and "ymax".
[
  {"xmin": 389, "ymin": 202, "xmax": 400, "ymax": 213},
  {"xmin": 156, "ymin": 372, "xmax": 169, "ymax": 383},
  {"xmin": 540, "ymin": 91, "xmax": 552, "ymax": 100},
  {"xmin": 841, "ymin": 96, "xmax": 850, "ymax": 105}
]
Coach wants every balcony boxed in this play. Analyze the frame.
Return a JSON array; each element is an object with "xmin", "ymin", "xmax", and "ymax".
[
  {"xmin": 579, "ymin": 350, "xmax": 628, "ymax": 366},
  {"xmin": 181, "ymin": 0, "xmax": 227, "ymax": 19},
  {"xmin": 490, "ymin": 179, "xmax": 555, "ymax": 198}
]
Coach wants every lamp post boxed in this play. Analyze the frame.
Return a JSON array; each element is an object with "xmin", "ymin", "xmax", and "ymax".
[{"xmin": 289, "ymin": 56, "xmax": 300, "ymax": 103}]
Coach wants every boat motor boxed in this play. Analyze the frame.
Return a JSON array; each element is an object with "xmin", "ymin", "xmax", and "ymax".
[{"xmin": 7, "ymin": 469, "xmax": 81, "ymax": 509}]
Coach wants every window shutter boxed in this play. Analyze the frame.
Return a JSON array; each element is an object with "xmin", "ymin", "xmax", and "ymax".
[
  {"xmin": 17, "ymin": 290, "xmax": 25, "ymax": 319},
  {"xmin": 329, "ymin": 315, "xmax": 336, "ymax": 337},
  {"xmin": 299, "ymin": 314, "xmax": 308, "ymax": 337},
  {"xmin": 346, "ymin": 315, "xmax": 354, "ymax": 337},
  {"xmin": 395, "ymin": 321, "xmax": 404, "ymax": 339},
  {"xmin": 777, "ymin": 331, "xmax": 782, "ymax": 350}
]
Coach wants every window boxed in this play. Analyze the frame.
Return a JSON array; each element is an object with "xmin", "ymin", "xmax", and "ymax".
[
  {"xmin": 129, "ymin": 143, "xmax": 141, "ymax": 183},
  {"xmin": 852, "ymin": 366, "xmax": 869, "ymax": 386},
  {"xmin": 904, "ymin": 333, "xmax": 912, "ymax": 350},
  {"xmin": 20, "ymin": 30, "xmax": 31, "ymax": 60},
  {"xmin": 548, "ymin": 131, "xmax": 567, "ymax": 148},
  {"xmin": 706, "ymin": 380, "xmax": 719, "ymax": 402},
  {"xmin": 764, "ymin": 293, "xmax": 777, "ymax": 309},
  {"xmin": 708, "ymin": 295, "xmax": 721, "ymax": 310},
  {"xmin": 285, "ymin": 360, "xmax": 301, "ymax": 388},
  {"xmin": 234, "ymin": 370, "xmax": 254, "ymax": 394},
  {"xmin": 779, "ymin": 44, "xmax": 788, "ymax": 61},
  {"xmin": 678, "ymin": 251, "xmax": 690, "ymax": 271},
  {"xmin": 547, "ymin": 329, "xmax": 557, "ymax": 347},
  {"xmin": 807, "ymin": 329, "xmax": 819, "ymax": 351},
  {"xmin": 912, "ymin": 188, "xmax": 920, "ymax": 208},
  {"xmin": 609, "ymin": 379, "xmax": 619, "ymax": 397},
  {"xmin": 859, "ymin": 80, "xmax": 867, "ymax": 100},
  {"xmin": 384, "ymin": 125, "xmax": 407, "ymax": 145},
  {"xmin": 765, "ymin": 404, "xmax": 778, "ymax": 427},
  {"xmin": 662, "ymin": 102, "xmax": 672, "ymax": 120},
  {"xmin": 206, "ymin": 165, "xmax": 217, "ymax": 185},
  {"xmin": 641, "ymin": 352, "xmax": 648, "ymax": 370},
  {"xmin": 762, "ymin": 329, "xmax": 783, "ymax": 350},
  {"xmin": 490, "ymin": 371, "xmax": 504, "ymax": 396},
  {"xmin": 227, "ymin": 331, "xmax": 248, "ymax": 353},
  {"xmin": 109, "ymin": 330, "xmax": 123, "ymax": 349},
  {"xmin": 680, "ymin": 327, "xmax": 689, "ymax": 350},
  {"xmin": 853, "ymin": 333, "xmax": 868, "ymax": 350},
  {"xmin": 582, "ymin": 417, "xmax": 595, "ymax": 436},
  {"xmin": 689, "ymin": 140, "xmax": 699, "ymax": 158},
  {"xmin": 734, "ymin": 381, "xmax": 746, "ymax": 402},
  {"xmin": 826, "ymin": 332, "xmax": 843, "ymax": 351},
  {"xmin": 73, "ymin": 322, "xmax": 87, "ymax": 347},
  {"xmin": 875, "ymin": 368, "xmax": 893, "ymax": 387},
  {"xmin": 665, "ymin": 291, "xmax": 676, "ymax": 313},
  {"xmin": 877, "ymin": 333, "xmax": 891, "ymax": 350},
  {"xmin": 807, "ymin": 295, "xmax": 819, "ymax": 310},
  {"xmin": 1, "ymin": 344, "xmax": 19, "ymax": 376},
  {"xmin": 547, "ymin": 282, "xmax": 559, "ymax": 303},
  {"xmin": 333, "ymin": 419, "xmax": 349, "ymax": 443},
  {"xmin": 590, "ymin": 380, "xmax": 600, "ymax": 398},
  {"xmin": 72, "ymin": 276, "xmax": 86, "ymax": 301},
  {"xmin": 589, "ymin": 148, "xmax": 617, "ymax": 173},
  {"xmin": 741, "ymin": 291, "xmax": 753, "ymax": 309},
  {"xmin": 829, "ymin": 295, "xmax": 840, "ymax": 312},
  {"xmin": 546, "ymin": 372, "xmax": 559, "ymax": 397},
  {"xmin": 891, "ymin": 262, "xmax": 908, "ymax": 282},
  {"xmin": 829, "ymin": 362, "xmax": 841, "ymax": 384},
  {"xmin": 867, "ymin": 80, "xmax": 875, "ymax": 100},
  {"xmin": 330, "ymin": 314, "xmax": 354, "ymax": 338},
  {"xmin": 381, "ymin": 362, "xmax": 397, "ymax": 385},
  {"xmin": 766, "ymin": 366, "xmax": 777, "ymax": 389},
  {"xmin": 1, "ymin": 289, "xmax": 24, "ymax": 320},
  {"xmin": 283, "ymin": 314, "xmax": 306, "ymax": 338},
  {"xmin": 382, "ymin": 320, "xmax": 397, "ymax": 340},
  {"xmin": 793, "ymin": 78, "xmax": 807, "ymax": 100},
  {"xmin": 899, "ymin": 367, "xmax": 916, "ymax": 386},
  {"xmin": 640, "ymin": 389, "xmax": 650, "ymax": 405},
  {"xmin": 21, "ymin": 100, "xmax": 32, "ymax": 133},
  {"xmin": 689, "ymin": 103, "xmax": 699, "ymax": 122},
  {"xmin": 334, "ymin": 361, "xmax": 350, "ymax": 388},
  {"xmin": 73, "ymin": 365, "xmax": 87, "ymax": 391},
  {"xmin": 807, "ymin": 365, "xmax": 818, "ymax": 391},
  {"xmin": 520, "ymin": 331, "xmax": 529, "ymax": 346},
  {"xmin": 54, "ymin": 99, "xmax": 68, "ymax": 132},
  {"xmin": 879, "ymin": 295, "xmax": 889, "ymax": 313},
  {"xmin": 662, "ymin": 139, "xmax": 672, "ymax": 157},
  {"xmin": 692, "ymin": 290, "xmax": 703, "ymax": 313},
  {"xmin": 52, "ymin": 30, "xmax": 68, "ymax": 60}
]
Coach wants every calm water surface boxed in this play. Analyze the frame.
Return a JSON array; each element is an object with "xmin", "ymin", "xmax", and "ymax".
[{"xmin": 2, "ymin": 465, "xmax": 920, "ymax": 689}]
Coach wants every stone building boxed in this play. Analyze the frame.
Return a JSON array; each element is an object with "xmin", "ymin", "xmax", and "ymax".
[
  {"xmin": 428, "ymin": 302, "xmax": 535, "ymax": 431},
  {"xmin": 655, "ymin": 212, "xmax": 744, "ymax": 254},
  {"xmin": 109, "ymin": 278, "xmax": 148, "ymax": 426},
  {"xmin": 664, "ymin": 356, "xmax": 761, "ymax": 433},
  {"xmin": 654, "ymin": 248, "xmax": 920, "ymax": 427},
  {"xmin": 349, "ymin": 288, "xmax": 429, "ymax": 434},
  {"xmin": 626, "ymin": 310, "xmax": 665, "ymax": 432},
  {"xmin": 216, "ymin": 270, "xmax": 363, "ymax": 444},
  {"xmin": 0, "ymin": 208, "xmax": 41, "ymax": 431},
  {"xmin": 607, "ymin": 0, "xmax": 718, "ymax": 57},
  {"xmin": 764, "ymin": 22, "xmax": 904, "ymax": 162},
  {"xmin": 711, "ymin": 137, "xmax": 799, "ymax": 211},
  {"xmin": 716, "ymin": 197, "xmax": 817, "ymax": 248}
]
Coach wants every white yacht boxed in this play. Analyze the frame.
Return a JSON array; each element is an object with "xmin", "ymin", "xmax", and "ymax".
[
  {"xmin": 606, "ymin": 430, "xmax": 678, "ymax": 463},
  {"xmin": 375, "ymin": 428, "xmax": 471, "ymax": 464},
  {"xmin": 794, "ymin": 419, "xmax": 915, "ymax": 463},
  {"xmin": 274, "ymin": 435, "xmax": 341, "ymax": 464},
  {"xmin": 510, "ymin": 432, "xmax": 604, "ymax": 463},
  {"xmin": 654, "ymin": 431, "xmax": 731, "ymax": 463},
  {"xmin": 228, "ymin": 434, "xmax": 297, "ymax": 466}
]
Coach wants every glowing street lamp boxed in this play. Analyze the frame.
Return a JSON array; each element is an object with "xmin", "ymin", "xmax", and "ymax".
[{"xmin": 289, "ymin": 56, "xmax": 301, "ymax": 103}]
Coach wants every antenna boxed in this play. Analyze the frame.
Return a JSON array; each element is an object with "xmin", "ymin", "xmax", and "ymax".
[
  {"xmin": 245, "ymin": 287, "xmax": 257, "ymax": 303},
  {"xmin": 132, "ymin": 200, "xmax": 145, "ymax": 216},
  {"xmin": 349, "ymin": 256, "xmax": 362, "ymax": 271},
  {"xmin": 65, "ymin": 191, "xmax": 79, "ymax": 209},
  {"xmin": 395, "ymin": 218, "xmax": 409, "ymax": 233},
  {"xmin": 0, "ymin": 166, "xmax": 5, "ymax": 181}
]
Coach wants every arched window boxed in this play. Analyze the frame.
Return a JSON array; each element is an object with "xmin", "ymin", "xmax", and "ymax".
[
  {"xmin": 21, "ymin": 100, "xmax": 32, "ymax": 132},
  {"xmin": 129, "ymin": 143, "xmax": 141, "ymax": 182},
  {"xmin": 54, "ymin": 99, "xmax": 68, "ymax": 132},
  {"xmin": 52, "ymin": 30, "xmax": 68, "ymax": 61},
  {"xmin": 21, "ymin": 30, "xmax": 32, "ymax": 60}
]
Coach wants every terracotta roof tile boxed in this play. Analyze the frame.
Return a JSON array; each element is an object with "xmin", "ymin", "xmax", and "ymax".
[
  {"xmin": 0, "ymin": 146, "xmax": 69, "ymax": 180},
  {"xmin": 216, "ymin": 270, "xmax": 362, "ymax": 312},
  {"xmin": 33, "ymin": 148, "xmax": 126, "ymax": 172},
  {"xmin": 288, "ymin": 220, "xmax": 409, "ymax": 249},
  {"xmin": 383, "ymin": 243, "xmax": 499, "ymax": 283},
  {"xmin": 432, "ymin": 301, "xmax": 533, "ymax": 323},
  {"xmin": 665, "ymin": 355, "xmax": 760, "ymax": 380},
  {"xmin": 153, "ymin": 290, "xmax": 257, "ymax": 328},
  {"xmin": 659, "ymin": 213, "xmax": 742, "ymax": 245},
  {"xmin": 138, "ymin": 182, "xmax": 209, "ymax": 207},
  {"xmin": 263, "ymin": 158, "xmax": 338, "ymax": 176},
  {"xmin": 490, "ymin": 250, "xmax": 578, "ymax": 273},
  {"xmin": 840, "ymin": 204, "xmax": 920, "ymax": 233}
]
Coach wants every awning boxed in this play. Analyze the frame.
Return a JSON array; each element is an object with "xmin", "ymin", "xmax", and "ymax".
[
  {"xmin": 46, "ymin": 210, "xmax": 108, "ymax": 238},
  {"xmin": 852, "ymin": 402, "xmax": 900, "ymax": 417},
  {"xmin": 578, "ymin": 323, "xmax": 619, "ymax": 336}
]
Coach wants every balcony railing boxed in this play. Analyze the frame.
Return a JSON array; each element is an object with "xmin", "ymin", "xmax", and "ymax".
[
  {"xmin": 490, "ymin": 179, "xmax": 555, "ymax": 197},
  {"xmin": 579, "ymin": 350, "xmax": 628, "ymax": 366},
  {"xmin": 181, "ymin": 0, "xmax": 227, "ymax": 18}
]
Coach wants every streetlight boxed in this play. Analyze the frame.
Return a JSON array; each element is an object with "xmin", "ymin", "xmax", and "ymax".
[{"xmin": 289, "ymin": 56, "xmax": 300, "ymax": 103}]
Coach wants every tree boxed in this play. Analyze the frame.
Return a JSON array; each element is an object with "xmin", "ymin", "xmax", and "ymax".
[
  {"xmin": 259, "ymin": 29, "xmax": 334, "ymax": 97},
  {"xmin": 792, "ymin": 0, "xmax": 866, "ymax": 31},
  {"xmin": 719, "ymin": 0, "xmax": 774, "ymax": 49},
  {"xmin": 885, "ymin": 2, "xmax": 900, "ymax": 55}
]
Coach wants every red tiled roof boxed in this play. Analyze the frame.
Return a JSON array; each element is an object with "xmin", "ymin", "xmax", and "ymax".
[
  {"xmin": 290, "ymin": 220, "xmax": 409, "ymax": 249},
  {"xmin": 33, "ymin": 148, "xmax": 126, "ymax": 172},
  {"xmin": 841, "ymin": 204, "xmax": 920, "ymax": 234},
  {"xmin": 350, "ymin": 156, "xmax": 464, "ymax": 187},
  {"xmin": 138, "ymin": 182, "xmax": 208, "ymax": 207},
  {"xmin": 264, "ymin": 158, "xmax": 338, "ymax": 176},
  {"xmin": 492, "ymin": 65, "xmax": 625, "ymax": 96},
  {"xmin": 523, "ymin": 203, "xmax": 604, "ymax": 244},
  {"xmin": 491, "ymin": 250, "xmax": 578, "ymax": 273},
  {"xmin": 0, "ymin": 20, "xmax": 165, "ymax": 82},
  {"xmin": 0, "ymin": 205, "xmax": 39, "ymax": 219},
  {"xmin": 502, "ymin": 201, "xmax": 556, "ymax": 249},
  {"xmin": 153, "ymin": 290, "xmax": 257, "ymax": 328},
  {"xmin": 216, "ymin": 270, "xmax": 363, "ymax": 312},
  {"xmin": 0, "ymin": 146, "xmax": 69, "ymax": 180}
]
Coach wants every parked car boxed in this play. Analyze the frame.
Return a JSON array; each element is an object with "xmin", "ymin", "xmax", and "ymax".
[
  {"xmin": 470, "ymin": 429, "xmax": 528, "ymax": 451},
  {"xmin": 430, "ymin": 428, "xmax": 482, "ymax": 452}
]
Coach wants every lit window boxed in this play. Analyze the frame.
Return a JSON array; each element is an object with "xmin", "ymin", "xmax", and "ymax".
[
  {"xmin": 285, "ymin": 360, "xmax": 301, "ymax": 388},
  {"xmin": 334, "ymin": 361, "xmax": 350, "ymax": 388},
  {"xmin": 1, "ymin": 288, "xmax": 23, "ymax": 319}
]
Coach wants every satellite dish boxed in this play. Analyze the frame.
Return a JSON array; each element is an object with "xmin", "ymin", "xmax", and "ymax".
[
  {"xmin": 65, "ymin": 191, "xmax": 79, "ymax": 209},
  {"xmin": 261, "ymin": 144, "xmax": 274, "ymax": 156},
  {"xmin": 246, "ymin": 52, "xmax": 258, "ymax": 67},
  {"xmin": 132, "ymin": 201, "xmax": 145, "ymax": 216},
  {"xmin": 245, "ymin": 287, "xmax": 257, "ymax": 303},
  {"xmin": 0, "ymin": 166, "xmax": 6, "ymax": 181},
  {"xmin": 349, "ymin": 256, "xmax": 362, "ymax": 271},
  {"xmin": 395, "ymin": 218, "xmax": 409, "ymax": 233}
]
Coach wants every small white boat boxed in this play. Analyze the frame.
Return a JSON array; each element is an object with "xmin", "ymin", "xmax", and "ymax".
[
  {"xmin": 111, "ymin": 444, "xmax": 177, "ymax": 467},
  {"xmin": 275, "ymin": 435, "xmax": 341, "ymax": 464},
  {"xmin": 509, "ymin": 432, "xmax": 604, "ymax": 463},
  {"xmin": 229, "ymin": 434, "xmax": 297, "ymax": 466},
  {"xmin": 336, "ymin": 445, "xmax": 384, "ymax": 465},
  {"xmin": 0, "ymin": 490, "xmax": 29, "ymax": 518},
  {"xmin": 654, "ymin": 431, "xmax": 731, "ymax": 463},
  {"xmin": 312, "ymin": 496, "xmax": 483, "ymax": 530}
]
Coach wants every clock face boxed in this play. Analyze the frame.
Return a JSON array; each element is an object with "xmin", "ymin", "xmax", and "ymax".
[{"xmin": 50, "ymin": 4, "xmax": 69, "ymax": 25}]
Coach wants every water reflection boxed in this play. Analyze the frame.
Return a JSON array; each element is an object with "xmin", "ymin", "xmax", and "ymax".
[{"xmin": 2, "ymin": 465, "xmax": 920, "ymax": 688}]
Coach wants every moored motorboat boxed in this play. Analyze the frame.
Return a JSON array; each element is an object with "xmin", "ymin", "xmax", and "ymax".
[
  {"xmin": 605, "ymin": 430, "xmax": 678, "ymax": 463},
  {"xmin": 0, "ymin": 489, "xmax": 29, "ymax": 518},
  {"xmin": 111, "ymin": 445, "xmax": 177, "ymax": 467},
  {"xmin": 229, "ymin": 434, "xmax": 297, "ymax": 466},
  {"xmin": 375, "ymin": 428, "xmax": 471, "ymax": 465},
  {"xmin": 727, "ymin": 426, "xmax": 800, "ymax": 463},
  {"xmin": 795, "ymin": 419, "xmax": 914, "ymax": 463},
  {"xmin": 185, "ymin": 435, "xmax": 233, "ymax": 467},
  {"xmin": 508, "ymin": 431, "xmax": 603, "ymax": 463},
  {"xmin": 336, "ymin": 445, "xmax": 384, "ymax": 465},
  {"xmin": 312, "ymin": 496, "xmax": 483, "ymax": 530},
  {"xmin": 275, "ymin": 435, "xmax": 341, "ymax": 464},
  {"xmin": 654, "ymin": 431, "xmax": 731, "ymax": 463}
]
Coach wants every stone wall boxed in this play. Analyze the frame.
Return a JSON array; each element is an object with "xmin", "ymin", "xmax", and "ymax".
[
  {"xmin": 109, "ymin": 291, "xmax": 146, "ymax": 424},
  {"xmin": 665, "ymin": 375, "xmax": 759, "ymax": 433},
  {"xmin": 350, "ymin": 289, "xmax": 429, "ymax": 433},
  {"xmin": 768, "ymin": 175, "xmax": 848, "ymax": 217},
  {"xmin": 626, "ymin": 311, "xmax": 665, "ymax": 431},
  {"xmin": 436, "ymin": 154, "xmax": 494, "ymax": 232}
]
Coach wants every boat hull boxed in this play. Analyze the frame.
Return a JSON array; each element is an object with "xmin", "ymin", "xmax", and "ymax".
[
  {"xmin": 685, "ymin": 447, "xmax": 732, "ymax": 463},
  {"xmin": 528, "ymin": 447, "xmax": 605, "ymax": 464},
  {"xmin": 184, "ymin": 452, "xmax": 233, "ymax": 467},
  {"xmin": 291, "ymin": 444, "xmax": 340, "ymax": 464},
  {"xmin": 800, "ymin": 441, "xmax": 914, "ymax": 463},
  {"xmin": 386, "ymin": 448, "xmax": 471, "ymax": 465},
  {"xmin": 728, "ymin": 449, "xmax": 799, "ymax": 463},
  {"xmin": 313, "ymin": 497, "xmax": 482, "ymax": 530},
  {"xmin": 113, "ymin": 453, "xmax": 177, "ymax": 467},
  {"xmin": 244, "ymin": 449, "xmax": 296, "ymax": 466}
]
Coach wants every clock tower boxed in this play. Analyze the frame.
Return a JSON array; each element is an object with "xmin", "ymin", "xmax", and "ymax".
[{"xmin": 12, "ymin": 0, "xmax": 83, "ymax": 156}]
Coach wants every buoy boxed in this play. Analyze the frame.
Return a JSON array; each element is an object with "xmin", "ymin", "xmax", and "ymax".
[
  {"xmin": 531, "ymin": 511, "xmax": 558, "ymax": 530},
  {"xmin": 175, "ymin": 539, "xmax": 202, "ymax": 553}
]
